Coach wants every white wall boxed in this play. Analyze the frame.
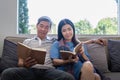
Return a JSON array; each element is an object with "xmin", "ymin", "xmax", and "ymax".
[{"xmin": 0, "ymin": 0, "xmax": 17, "ymax": 56}]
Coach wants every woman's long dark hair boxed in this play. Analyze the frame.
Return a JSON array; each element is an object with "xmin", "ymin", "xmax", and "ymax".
[{"xmin": 57, "ymin": 18, "xmax": 79, "ymax": 46}]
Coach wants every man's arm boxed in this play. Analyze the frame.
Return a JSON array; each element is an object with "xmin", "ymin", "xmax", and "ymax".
[{"xmin": 82, "ymin": 38, "xmax": 107, "ymax": 46}]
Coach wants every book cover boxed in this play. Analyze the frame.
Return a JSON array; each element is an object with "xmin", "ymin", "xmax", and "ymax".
[
  {"xmin": 60, "ymin": 43, "xmax": 82, "ymax": 60},
  {"xmin": 17, "ymin": 42, "xmax": 46, "ymax": 64}
]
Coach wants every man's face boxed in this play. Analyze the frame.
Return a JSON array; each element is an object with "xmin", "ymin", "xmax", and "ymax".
[{"xmin": 36, "ymin": 21, "xmax": 51, "ymax": 40}]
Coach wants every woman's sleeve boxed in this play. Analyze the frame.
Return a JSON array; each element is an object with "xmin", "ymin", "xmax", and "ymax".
[{"xmin": 49, "ymin": 41, "xmax": 60, "ymax": 59}]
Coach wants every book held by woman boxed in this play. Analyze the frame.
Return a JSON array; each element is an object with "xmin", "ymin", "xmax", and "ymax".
[{"xmin": 60, "ymin": 43, "xmax": 82, "ymax": 60}]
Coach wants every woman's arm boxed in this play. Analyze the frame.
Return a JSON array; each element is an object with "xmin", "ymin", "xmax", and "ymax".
[
  {"xmin": 81, "ymin": 53, "xmax": 89, "ymax": 61},
  {"xmin": 52, "ymin": 59, "xmax": 70, "ymax": 66},
  {"xmin": 78, "ymin": 46, "xmax": 89, "ymax": 61},
  {"xmin": 76, "ymin": 43, "xmax": 90, "ymax": 61},
  {"xmin": 52, "ymin": 56, "xmax": 79, "ymax": 66}
]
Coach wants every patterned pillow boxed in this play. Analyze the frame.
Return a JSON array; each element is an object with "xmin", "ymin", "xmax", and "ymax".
[{"xmin": 86, "ymin": 43, "xmax": 109, "ymax": 73}]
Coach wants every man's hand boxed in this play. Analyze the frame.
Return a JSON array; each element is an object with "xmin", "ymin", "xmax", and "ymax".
[
  {"xmin": 93, "ymin": 38, "xmax": 107, "ymax": 46},
  {"xmin": 24, "ymin": 57, "xmax": 37, "ymax": 68}
]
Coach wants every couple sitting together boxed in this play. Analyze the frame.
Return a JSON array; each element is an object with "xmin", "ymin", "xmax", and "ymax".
[{"xmin": 1, "ymin": 16, "xmax": 109, "ymax": 80}]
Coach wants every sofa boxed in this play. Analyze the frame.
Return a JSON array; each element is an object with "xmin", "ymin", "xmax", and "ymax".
[{"xmin": 1, "ymin": 36, "xmax": 120, "ymax": 80}]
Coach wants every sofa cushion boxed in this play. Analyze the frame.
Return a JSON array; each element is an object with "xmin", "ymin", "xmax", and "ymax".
[
  {"xmin": 108, "ymin": 39, "xmax": 120, "ymax": 72},
  {"xmin": 86, "ymin": 43, "xmax": 109, "ymax": 73},
  {"xmin": 0, "ymin": 39, "xmax": 18, "ymax": 73},
  {"xmin": 104, "ymin": 72, "xmax": 120, "ymax": 80}
]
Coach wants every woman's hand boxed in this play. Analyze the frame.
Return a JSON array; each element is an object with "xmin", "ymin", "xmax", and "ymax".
[
  {"xmin": 72, "ymin": 56, "xmax": 79, "ymax": 63},
  {"xmin": 24, "ymin": 57, "xmax": 38, "ymax": 68},
  {"xmin": 78, "ymin": 45, "xmax": 84, "ymax": 55},
  {"xmin": 75, "ymin": 43, "xmax": 84, "ymax": 55},
  {"xmin": 75, "ymin": 44, "xmax": 89, "ymax": 61},
  {"xmin": 68, "ymin": 55, "xmax": 79, "ymax": 63}
]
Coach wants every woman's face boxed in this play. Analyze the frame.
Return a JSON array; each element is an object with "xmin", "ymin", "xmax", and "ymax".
[{"xmin": 61, "ymin": 24, "xmax": 73, "ymax": 42}]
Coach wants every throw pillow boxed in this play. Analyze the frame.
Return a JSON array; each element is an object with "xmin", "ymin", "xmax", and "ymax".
[
  {"xmin": 108, "ymin": 39, "xmax": 120, "ymax": 72},
  {"xmin": 85, "ymin": 43, "xmax": 109, "ymax": 73},
  {"xmin": 0, "ymin": 39, "xmax": 18, "ymax": 73}
]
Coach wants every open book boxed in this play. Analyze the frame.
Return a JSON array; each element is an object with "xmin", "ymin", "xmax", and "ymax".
[
  {"xmin": 60, "ymin": 42, "xmax": 82, "ymax": 60},
  {"xmin": 17, "ymin": 42, "xmax": 46, "ymax": 64}
]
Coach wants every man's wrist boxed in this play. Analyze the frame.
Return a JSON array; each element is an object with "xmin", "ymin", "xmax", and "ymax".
[{"xmin": 91, "ymin": 39, "xmax": 96, "ymax": 43}]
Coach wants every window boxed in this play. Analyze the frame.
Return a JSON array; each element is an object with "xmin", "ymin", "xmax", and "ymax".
[{"xmin": 25, "ymin": 0, "xmax": 118, "ymax": 35}]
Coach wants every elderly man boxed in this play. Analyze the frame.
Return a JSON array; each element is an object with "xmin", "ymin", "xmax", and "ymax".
[{"xmin": 1, "ymin": 16, "xmax": 75, "ymax": 80}]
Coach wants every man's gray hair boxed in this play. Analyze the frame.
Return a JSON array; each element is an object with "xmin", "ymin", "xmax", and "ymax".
[{"xmin": 37, "ymin": 16, "xmax": 52, "ymax": 28}]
